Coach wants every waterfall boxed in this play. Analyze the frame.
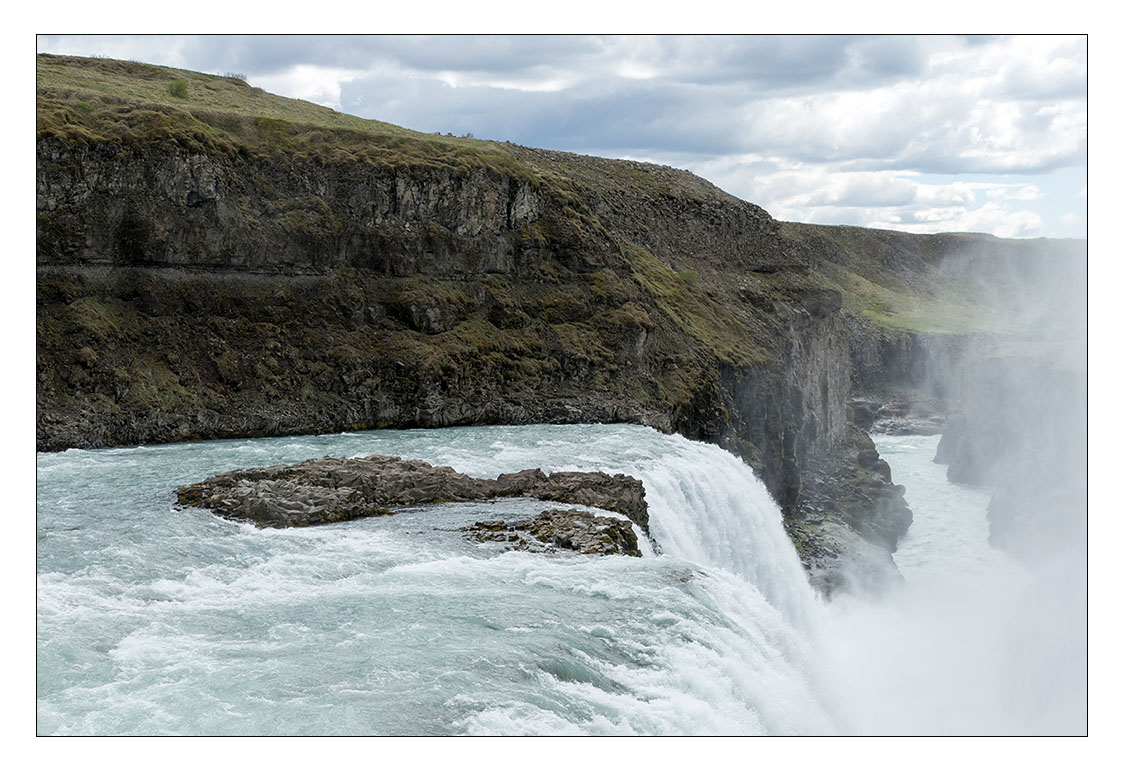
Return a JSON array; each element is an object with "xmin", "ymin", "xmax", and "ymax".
[
  {"xmin": 618, "ymin": 434, "xmax": 822, "ymax": 631},
  {"xmin": 38, "ymin": 423, "xmax": 843, "ymax": 735}
]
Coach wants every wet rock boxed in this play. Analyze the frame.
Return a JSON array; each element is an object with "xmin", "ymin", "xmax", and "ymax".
[
  {"xmin": 522, "ymin": 471, "xmax": 649, "ymax": 539},
  {"xmin": 789, "ymin": 425, "xmax": 913, "ymax": 594},
  {"xmin": 463, "ymin": 508, "xmax": 642, "ymax": 557},
  {"xmin": 176, "ymin": 454, "xmax": 655, "ymax": 544},
  {"xmin": 797, "ymin": 521, "xmax": 903, "ymax": 598},
  {"xmin": 849, "ymin": 394, "xmax": 946, "ymax": 436}
]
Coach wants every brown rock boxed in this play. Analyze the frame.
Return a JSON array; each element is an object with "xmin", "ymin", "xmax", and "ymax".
[
  {"xmin": 176, "ymin": 454, "xmax": 654, "ymax": 546},
  {"xmin": 463, "ymin": 508, "xmax": 642, "ymax": 557}
]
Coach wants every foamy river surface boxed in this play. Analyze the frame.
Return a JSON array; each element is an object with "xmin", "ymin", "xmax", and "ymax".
[{"xmin": 36, "ymin": 426, "xmax": 1082, "ymax": 735}]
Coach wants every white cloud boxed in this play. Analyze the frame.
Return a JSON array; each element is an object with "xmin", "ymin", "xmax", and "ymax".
[
  {"xmin": 253, "ymin": 65, "xmax": 368, "ymax": 110},
  {"xmin": 868, "ymin": 202, "xmax": 1043, "ymax": 238},
  {"xmin": 982, "ymin": 184, "xmax": 1043, "ymax": 201},
  {"xmin": 36, "ymin": 34, "xmax": 1087, "ymax": 239}
]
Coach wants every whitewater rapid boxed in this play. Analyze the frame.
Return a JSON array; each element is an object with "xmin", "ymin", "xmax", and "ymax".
[
  {"xmin": 37, "ymin": 425, "xmax": 1081, "ymax": 735},
  {"xmin": 37, "ymin": 424, "xmax": 835, "ymax": 735}
]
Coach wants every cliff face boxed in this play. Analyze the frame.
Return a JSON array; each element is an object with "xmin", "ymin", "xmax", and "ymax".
[
  {"xmin": 34, "ymin": 142, "xmax": 844, "ymax": 457},
  {"xmin": 38, "ymin": 131, "xmax": 905, "ymax": 590},
  {"xmin": 38, "ymin": 140, "xmax": 548, "ymax": 275}
]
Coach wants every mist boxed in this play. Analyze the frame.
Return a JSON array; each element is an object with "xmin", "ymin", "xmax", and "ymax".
[{"xmin": 824, "ymin": 235, "xmax": 1087, "ymax": 735}]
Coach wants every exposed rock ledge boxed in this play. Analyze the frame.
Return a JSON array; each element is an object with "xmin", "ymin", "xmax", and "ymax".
[
  {"xmin": 464, "ymin": 509, "xmax": 642, "ymax": 557},
  {"xmin": 176, "ymin": 454, "xmax": 653, "ymax": 550}
]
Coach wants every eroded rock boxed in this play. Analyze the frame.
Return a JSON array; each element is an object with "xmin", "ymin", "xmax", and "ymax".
[
  {"xmin": 463, "ymin": 508, "xmax": 642, "ymax": 557},
  {"xmin": 176, "ymin": 454, "xmax": 654, "ymax": 547}
]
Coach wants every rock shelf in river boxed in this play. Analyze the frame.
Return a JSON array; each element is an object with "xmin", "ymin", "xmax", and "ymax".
[
  {"xmin": 463, "ymin": 509, "xmax": 642, "ymax": 557},
  {"xmin": 176, "ymin": 454, "xmax": 652, "ymax": 554}
]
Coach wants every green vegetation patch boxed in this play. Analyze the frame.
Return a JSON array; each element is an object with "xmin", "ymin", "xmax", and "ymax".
[
  {"xmin": 818, "ymin": 261, "xmax": 1012, "ymax": 335},
  {"xmin": 781, "ymin": 221, "xmax": 1018, "ymax": 335},
  {"xmin": 167, "ymin": 79, "xmax": 189, "ymax": 99},
  {"xmin": 624, "ymin": 242, "xmax": 767, "ymax": 366},
  {"xmin": 66, "ymin": 296, "xmax": 124, "ymax": 341},
  {"xmin": 120, "ymin": 359, "xmax": 201, "ymax": 412}
]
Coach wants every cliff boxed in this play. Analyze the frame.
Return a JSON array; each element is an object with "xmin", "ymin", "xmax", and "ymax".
[{"xmin": 36, "ymin": 54, "xmax": 1080, "ymax": 594}]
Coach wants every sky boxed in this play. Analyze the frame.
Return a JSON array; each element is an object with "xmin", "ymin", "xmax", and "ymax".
[{"xmin": 35, "ymin": 33, "xmax": 1088, "ymax": 239}]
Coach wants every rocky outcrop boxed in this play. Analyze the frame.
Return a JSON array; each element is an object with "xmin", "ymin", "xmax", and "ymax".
[
  {"xmin": 464, "ymin": 509, "xmax": 642, "ymax": 557},
  {"xmin": 176, "ymin": 454, "xmax": 653, "ymax": 542},
  {"xmin": 850, "ymin": 394, "xmax": 946, "ymax": 436},
  {"xmin": 786, "ymin": 426, "xmax": 912, "ymax": 595}
]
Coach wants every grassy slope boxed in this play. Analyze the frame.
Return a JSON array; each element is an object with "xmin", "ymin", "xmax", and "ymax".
[
  {"xmin": 37, "ymin": 54, "xmax": 512, "ymax": 169},
  {"xmin": 780, "ymin": 222, "xmax": 1024, "ymax": 335},
  {"xmin": 38, "ymin": 53, "xmax": 1034, "ymax": 340}
]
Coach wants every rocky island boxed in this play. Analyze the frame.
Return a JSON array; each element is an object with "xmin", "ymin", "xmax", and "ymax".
[{"xmin": 177, "ymin": 453, "xmax": 651, "ymax": 558}]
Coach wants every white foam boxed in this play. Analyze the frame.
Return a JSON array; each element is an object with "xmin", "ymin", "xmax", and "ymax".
[{"xmin": 37, "ymin": 424, "xmax": 831, "ymax": 735}]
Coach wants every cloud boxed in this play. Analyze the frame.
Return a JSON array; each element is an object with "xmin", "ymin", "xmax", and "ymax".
[
  {"xmin": 327, "ymin": 35, "xmax": 1086, "ymax": 179},
  {"xmin": 254, "ymin": 65, "xmax": 369, "ymax": 109},
  {"xmin": 983, "ymin": 184, "xmax": 1043, "ymax": 202},
  {"xmin": 867, "ymin": 202, "xmax": 1044, "ymax": 238},
  {"xmin": 685, "ymin": 154, "xmax": 1056, "ymax": 237},
  {"xmin": 36, "ymin": 34, "xmax": 1087, "ymax": 238}
]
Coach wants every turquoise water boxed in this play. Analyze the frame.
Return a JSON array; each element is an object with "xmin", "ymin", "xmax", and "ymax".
[
  {"xmin": 37, "ymin": 426, "xmax": 1083, "ymax": 735},
  {"xmin": 36, "ymin": 424, "xmax": 832, "ymax": 735}
]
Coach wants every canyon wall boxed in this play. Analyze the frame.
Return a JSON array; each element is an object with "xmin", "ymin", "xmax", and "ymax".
[{"xmin": 37, "ymin": 135, "xmax": 907, "ymax": 593}]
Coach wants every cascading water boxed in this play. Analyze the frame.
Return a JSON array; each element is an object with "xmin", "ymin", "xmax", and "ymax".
[
  {"xmin": 36, "ymin": 424, "xmax": 837, "ymax": 735},
  {"xmin": 37, "ymin": 423, "xmax": 1082, "ymax": 735},
  {"xmin": 819, "ymin": 434, "xmax": 1085, "ymax": 736}
]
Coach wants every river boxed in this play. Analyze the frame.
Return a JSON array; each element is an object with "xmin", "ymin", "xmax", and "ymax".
[{"xmin": 35, "ymin": 425, "xmax": 1083, "ymax": 735}]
